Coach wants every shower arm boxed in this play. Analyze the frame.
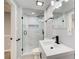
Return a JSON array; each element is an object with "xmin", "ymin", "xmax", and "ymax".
[
  {"xmin": 45, "ymin": 17, "xmax": 54, "ymax": 23},
  {"xmin": 45, "ymin": 11, "xmax": 54, "ymax": 22}
]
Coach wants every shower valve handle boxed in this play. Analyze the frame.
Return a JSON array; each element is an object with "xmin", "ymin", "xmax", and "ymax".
[{"xmin": 16, "ymin": 38, "xmax": 20, "ymax": 41}]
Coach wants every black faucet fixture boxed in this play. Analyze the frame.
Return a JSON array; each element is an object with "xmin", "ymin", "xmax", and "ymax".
[{"xmin": 52, "ymin": 35, "xmax": 60, "ymax": 44}]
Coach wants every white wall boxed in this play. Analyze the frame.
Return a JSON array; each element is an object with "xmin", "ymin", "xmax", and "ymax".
[
  {"xmin": 11, "ymin": 3, "xmax": 17, "ymax": 59},
  {"xmin": 16, "ymin": 6, "xmax": 22, "ymax": 59},
  {"xmin": 44, "ymin": 6, "xmax": 75, "ymax": 59},
  {"xmin": 11, "ymin": 2, "xmax": 23, "ymax": 59},
  {"xmin": 10, "ymin": 2, "xmax": 22, "ymax": 59},
  {"xmin": 44, "ymin": 5, "xmax": 55, "ymax": 38},
  {"xmin": 44, "ymin": 10, "xmax": 75, "ymax": 49},
  {"xmin": 44, "ymin": 3, "xmax": 75, "ymax": 48},
  {"xmin": 4, "ymin": 12, "xmax": 11, "ymax": 50},
  {"xmin": 59, "ymin": 11, "xmax": 75, "ymax": 49}
]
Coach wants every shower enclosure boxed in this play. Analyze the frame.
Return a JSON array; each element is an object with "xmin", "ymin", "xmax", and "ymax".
[{"xmin": 22, "ymin": 15, "xmax": 44, "ymax": 55}]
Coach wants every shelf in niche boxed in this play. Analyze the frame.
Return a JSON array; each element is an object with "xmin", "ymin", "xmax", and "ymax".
[{"xmin": 28, "ymin": 25, "xmax": 39, "ymax": 27}]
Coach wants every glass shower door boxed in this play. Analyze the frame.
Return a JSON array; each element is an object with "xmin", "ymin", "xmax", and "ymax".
[{"xmin": 22, "ymin": 16, "xmax": 44, "ymax": 55}]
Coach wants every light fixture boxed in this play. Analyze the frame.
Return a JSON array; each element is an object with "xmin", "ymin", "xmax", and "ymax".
[
  {"xmin": 55, "ymin": 2, "xmax": 62, "ymax": 8},
  {"xmin": 51, "ymin": 1, "xmax": 55, "ymax": 6},
  {"xmin": 64, "ymin": 0, "xmax": 69, "ymax": 2},
  {"xmin": 36, "ymin": 0, "xmax": 44, "ymax": 6},
  {"xmin": 56, "ymin": 0, "xmax": 60, "ymax": 2},
  {"xmin": 32, "ymin": 12, "xmax": 35, "ymax": 15}
]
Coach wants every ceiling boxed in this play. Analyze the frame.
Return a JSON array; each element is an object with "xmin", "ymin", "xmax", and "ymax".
[
  {"xmin": 54, "ymin": 0, "xmax": 74, "ymax": 14},
  {"xmin": 14, "ymin": 0, "xmax": 74, "ymax": 17},
  {"xmin": 23, "ymin": 8, "xmax": 44, "ymax": 17},
  {"xmin": 53, "ymin": 0, "xmax": 74, "ymax": 18},
  {"xmin": 14, "ymin": 0, "xmax": 52, "ymax": 10},
  {"xmin": 14, "ymin": 0, "xmax": 52, "ymax": 16}
]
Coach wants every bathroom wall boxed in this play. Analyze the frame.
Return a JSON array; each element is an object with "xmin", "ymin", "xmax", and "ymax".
[
  {"xmin": 44, "ymin": 5, "xmax": 55, "ymax": 39},
  {"xmin": 59, "ymin": 11, "xmax": 75, "ymax": 49},
  {"xmin": 16, "ymin": 6, "xmax": 22, "ymax": 59},
  {"xmin": 44, "ymin": 7, "xmax": 75, "ymax": 59},
  {"xmin": 10, "ymin": 2, "xmax": 23, "ymax": 59},
  {"xmin": 44, "ymin": 6, "xmax": 75, "ymax": 49},
  {"xmin": 4, "ymin": 12, "xmax": 11, "ymax": 50}
]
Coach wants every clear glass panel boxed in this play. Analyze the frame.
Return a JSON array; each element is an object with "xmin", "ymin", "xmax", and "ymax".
[{"xmin": 22, "ymin": 16, "xmax": 44, "ymax": 55}]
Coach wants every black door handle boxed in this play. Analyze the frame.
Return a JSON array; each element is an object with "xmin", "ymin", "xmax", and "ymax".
[
  {"xmin": 10, "ymin": 38, "xmax": 13, "ymax": 40},
  {"xmin": 16, "ymin": 38, "xmax": 20, "ymax": 41}
]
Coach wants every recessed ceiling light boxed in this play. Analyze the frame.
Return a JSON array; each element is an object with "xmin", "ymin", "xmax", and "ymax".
[
  {"xmin": 51, "ymin": 1, "xmax": 55, "ymax": 6},
  {"xmin": 36, "ymin": 1, "xmax": 44, "ymax": 6},
  {"xmin": 32, "ymin": 12, "xmax": 35, "ymax": 15},
  {"xmin": 64, "ymin": 0, "xmax": 69, "ymax": 2}
]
